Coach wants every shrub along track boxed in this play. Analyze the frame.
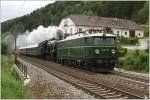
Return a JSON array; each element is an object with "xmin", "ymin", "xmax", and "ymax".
[{"xmin": 19, "ymin": 55, "xmax": 148, "ymax": 99}]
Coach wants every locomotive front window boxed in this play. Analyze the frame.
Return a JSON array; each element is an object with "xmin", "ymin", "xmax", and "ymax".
[{"xmin": 94, "ymin": 37, "xmax": 115, "ymax": 45}]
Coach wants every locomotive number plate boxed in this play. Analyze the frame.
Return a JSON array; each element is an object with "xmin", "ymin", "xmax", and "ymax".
[{"xmin": 101, "ymin": 49, "xmax": 109, "ymax": 52}]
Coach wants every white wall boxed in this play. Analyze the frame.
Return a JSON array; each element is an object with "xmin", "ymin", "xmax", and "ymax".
[
  {"xmin": 112, "ymin": 28, "xmax": 144, "ymax": 38},
  {"xmin": 77, "ymin": 26, "xmax": 104, "ymax": 33},
  {"xmin": 59, "ymin": 18, "xmax": 76, "ymax": 34},
  {"xmin": 59, "ymin": 18, "xmax": 144, "ymax": 38},
  {"xmin": 135, "ymin": 30, "xmax": 144, "ymax": 38},
  {"xmin": 59, "ymin": 18, "xmax": 104, "ymax": 34},
  {"xmin": 77, "ymin": 26, "xmax": 89, "ymax": 33},
  {"xmin": 121, "ymin": 29, "xmax": 130, "ymax": 38},
  {"xmin": 112, "ymin": 28, "xmax": 129, "ymax": 38},
  {"xmin": 89, "ymin": 26, "xmax": 103, "ymax": 30}
]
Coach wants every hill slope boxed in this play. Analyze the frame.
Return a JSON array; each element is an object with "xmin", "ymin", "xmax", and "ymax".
[{"xmin": 1, "ymin": 1, "xmax": 148, "ymax": 34}]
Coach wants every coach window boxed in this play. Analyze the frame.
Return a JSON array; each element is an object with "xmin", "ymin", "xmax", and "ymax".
[
  {"xmin": 60, "ymin": 42, "xmax": 63, "ymax": 48},
  {"xmin": 75, "ymin": 39, "xmax": 77, "ymax": 46},
  {"xmin": 68, "ymin": 41, "xmax": 70, "ymax": 47},
  {"xmin": 74, "ymin": 39, "xmax": 76, "ymax": 46},
  {"xmin": 77, "ymin": 39, "xmax": 79, "ymax": 46},
  {"xmin": 87, "ymin": 37, "xmax": 91, "ymax": 44},
  {"xmin": 63, "ymin": 42, "xmax": 65, "ymax": 47},
  {"xmin": 66, "ymin": 41, "xmax": 68, "ymax": 47},
  {"xmin": 71, "ymin": 40, "xmax": 73, "ymax": 47},
  {"xmin": 76, "ymin": 39, "xmax": 78, "ymax": 46},
  {"xmin": 80, "ymin": 39, "xmax": 83, "ymax": 45},
  {"xmin": 72, "ymin": 40, "xmax": 74, "ymax": 46},
  {"xmin": 80, "ymin": 39, "xmax": 82, "ymax": 45},
  {"xmin": 85, "ymin": 38, "xmax": 87, "ymax": 44}
]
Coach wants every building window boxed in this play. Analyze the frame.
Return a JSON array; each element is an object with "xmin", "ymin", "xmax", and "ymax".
[
  {"xmin": 117, "ymin": 31, "xmax": 119, "ymax": 36},
  {"xmin": 125, "ymin": 32, "xmax": 127, "ymax": 35},
  {"xmin": 70, "ymin": 28, "xmax": 72, "ymax": 34},
  {"xmin": 64, "ymin": 19, "xmax": 67, "ymax": 26},
  {"xmin": 139, "ymin": 33, "xmax": 140, "ymax": 36},
  {"xmin": 65, "ymin": 29, "xmax": 67, "ymax": 33},
  {"xmin": 79, "ymin": 28, "xmax": 82, "ymax": 32}
]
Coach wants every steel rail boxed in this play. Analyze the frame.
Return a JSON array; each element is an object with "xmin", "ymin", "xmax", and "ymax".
[{"xmin": 20, "ymin": 56, "xmax": 144, "ymax": 99}]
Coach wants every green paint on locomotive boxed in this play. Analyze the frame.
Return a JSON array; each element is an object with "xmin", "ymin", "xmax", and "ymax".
[{"xmin": 57, "ymin": 36, "xmax": 117, "ymax": 60}]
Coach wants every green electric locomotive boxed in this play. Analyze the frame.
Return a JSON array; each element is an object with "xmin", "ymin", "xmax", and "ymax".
[
  {"xmin": 19, "ymin": 32, "xmax": 118, "ymax": 72},
  {"xmin": 57, "ymin": 33, "xmax": 118, "ymax": 72}
]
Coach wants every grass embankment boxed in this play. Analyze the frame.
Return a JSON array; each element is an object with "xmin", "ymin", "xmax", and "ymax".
[
  {"xmin": 1, "ymin": 55, "xmax": 31, "ymax": 99},
  {"xmin": 143, "ymin": 26, "xmax": 149, "ymax": 37},
  {"xmin": 119, "ymin": 37, "xmax": 139, "ymax": 45},
  {"xmin": 119, "ymin": 50, "xmax": 149, "ymax": 73}
]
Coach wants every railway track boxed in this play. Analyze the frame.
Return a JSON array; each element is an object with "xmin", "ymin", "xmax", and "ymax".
[
  {"xmin": 32, "ymin": 58, "xmax": 149, "ymax": 96},
  {"xmin": 70, "ymin": 65, "xmax": 149, "ymax": 88},
  {"xmin": 113, "ymin": 69, "xmax": 149, "ymax": 83},
  {"xmin": 19, "ymin": 55, "xmax": 148, "ymax": 99},
  {"xmin": 111, "ymin": 71, "xmax": 149, "ymax": 88}
]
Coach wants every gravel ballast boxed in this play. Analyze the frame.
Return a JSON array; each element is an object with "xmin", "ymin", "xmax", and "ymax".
[{"xmin": 18, "ymin": 58, "xmax": 95, "ymax": 99}]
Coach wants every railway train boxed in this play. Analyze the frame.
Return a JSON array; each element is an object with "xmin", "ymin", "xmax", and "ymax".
[{"xmin": 19, "ymin": 32, "xmax": 118, "ymax": 72}]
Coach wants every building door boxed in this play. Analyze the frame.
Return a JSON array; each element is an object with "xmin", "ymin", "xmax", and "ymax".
[{"xmin": 129, "ymin": 30, "xmax": 135, "ymax": 37}]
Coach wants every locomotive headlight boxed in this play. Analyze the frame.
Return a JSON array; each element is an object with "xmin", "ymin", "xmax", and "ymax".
[
  {"xmin": 111, "ymin": 49, "xmax": 116, "ymax": 54},
  {"xmin": 95, "ymin": 49, "xmax": 100, "ymax": 54}
]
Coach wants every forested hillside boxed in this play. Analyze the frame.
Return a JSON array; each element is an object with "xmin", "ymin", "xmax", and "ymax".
[{"xmin": 2, "ymin": 1, "xmax": 149, "ymax": 34}]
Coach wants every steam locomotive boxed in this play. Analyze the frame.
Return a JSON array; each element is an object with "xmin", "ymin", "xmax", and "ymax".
[{"xmin": 19, "ymin": 32, "xmax": 118, "ymax": 72}]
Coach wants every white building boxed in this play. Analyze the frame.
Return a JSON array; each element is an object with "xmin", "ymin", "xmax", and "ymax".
[{"xmin": 59, "ymin": 15, "xmax": 144, "ymax": 38}]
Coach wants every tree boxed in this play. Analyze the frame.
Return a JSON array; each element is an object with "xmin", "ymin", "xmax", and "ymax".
[
  {"xmin": 1, "ymin": 42, "xmax": 8, "ymax": 54},
  {"xmin": 133, "ymin": 2, "xmax": 148, "ymax": 24},
  {"xmin": 104, "ymin": 27, "xmax": 113, "ymax": 34},
  {"xmin": 83, "ymin": 10, "xmax": 94, "ymax": 16},
  {"xmin": 1, "ymin": 1, "xmax": 147, "ymax": 34},
  {"xmin": 16, "ymin": 23, "xmax": 25, "ymax": 33}
]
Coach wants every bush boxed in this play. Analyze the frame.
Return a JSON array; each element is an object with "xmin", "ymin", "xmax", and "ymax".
[
  {"xmin": 143, "ymin": 26, "xmax": 149, "ymax": 37},
  {"xmin": 1, "ymin": 55, "xmax": 31, "ymax": 99},
  {"xmin": 118, "ymin": 48, "xmax": 127, "ymax": 57},
  {"xmin": 119, "ymin": 37, "xmax": 138, "ymax": 45},
  {"xmin": 117, "ymin": 44, "xmax": 127, "ymax": 57},
  {"xmin": 121, "ymin": 50, "xmax": 149, "ymax": 73},
  {"xmin": 1, "ymin": 42, "xmax": 8, "ymax": 54}
]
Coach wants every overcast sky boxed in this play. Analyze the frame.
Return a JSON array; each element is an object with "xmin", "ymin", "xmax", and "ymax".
[{"xmin": 1, "ymin": 0, "xmax": 55, "ymax": 22}]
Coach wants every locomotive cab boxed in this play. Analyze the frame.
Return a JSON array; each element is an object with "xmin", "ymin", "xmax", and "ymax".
[
  {"xmin": 57, "ymin": 33, "xmax": 118, "ymax": 72},
  {"xmin": 84, "ymin": 34, "xmax": 118, "ymax": 72}
]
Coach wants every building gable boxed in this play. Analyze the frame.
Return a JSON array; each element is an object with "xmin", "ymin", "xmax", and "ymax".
[{"xmin": 59, "ymin": 18, "xmax": 75, "ymax": 28}]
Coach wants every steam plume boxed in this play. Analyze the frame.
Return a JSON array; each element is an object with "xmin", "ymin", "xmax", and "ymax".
[{"xmin": 17, "ymin": 25, "xmax": 64, "ymax": 49}]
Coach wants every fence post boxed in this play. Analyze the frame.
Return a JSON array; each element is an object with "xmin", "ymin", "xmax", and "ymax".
[
  {"xmin": 22, "ymin": 64, "xmax": 23, "ymax": 74},
  {"xmin": 25, "ymin": 66, "xmax": 27, "ymax": 78}
]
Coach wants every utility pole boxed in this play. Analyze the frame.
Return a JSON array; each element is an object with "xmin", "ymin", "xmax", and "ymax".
[{"xmin": 14, "ymin": 31, "xmax": 17, "ymax": 64}]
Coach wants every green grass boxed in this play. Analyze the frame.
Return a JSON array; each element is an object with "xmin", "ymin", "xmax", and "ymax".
[
  {"xmin": 1, "ymin": 55, "xmax": 32, "ymax": 99},
  {"xmin": 119, "ymin": 50, "xmax": 149, "ymax": 73}
]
